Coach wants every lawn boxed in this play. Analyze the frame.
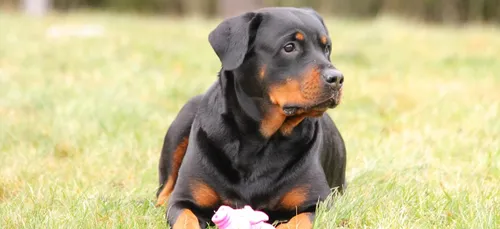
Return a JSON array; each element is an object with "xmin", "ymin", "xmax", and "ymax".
[{"xmin": 0, "ymin": 11, "xmax": 499, "ymax": 229}]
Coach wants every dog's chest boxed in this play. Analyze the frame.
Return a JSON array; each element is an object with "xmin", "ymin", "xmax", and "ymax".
[
  {"xmin": 219, "ymin": 175, "xmax": 284, "ymax": 210},
  {"xmin": 219, "ymin": 140, "xmax": 316, "ymax": 207}
]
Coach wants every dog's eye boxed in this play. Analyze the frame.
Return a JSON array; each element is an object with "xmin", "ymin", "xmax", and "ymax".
[
  {"xmin": 324, "ymin": 45, "xmax": 331, "ymax": 55},
  {"xmin": 283, "ymin": 43, "xmax": 296, "ymax": 53}
]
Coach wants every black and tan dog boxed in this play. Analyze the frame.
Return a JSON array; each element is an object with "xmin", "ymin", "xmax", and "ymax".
[{"xmin": 156, "ymin": 7, "xmax": 346, "ymax": 229}]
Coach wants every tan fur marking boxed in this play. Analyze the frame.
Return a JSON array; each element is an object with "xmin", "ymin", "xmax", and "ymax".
[
  {"xmin": 268, "ymin": 67, "xmax": 323, "ymax": 108},
  {"xmin": 280, "ymin": 115, "xmax": 306, "ymax": 136},
  {"xmin": 295, "ymin": 32, "xmax": 304, "ymax": 41},
  {"xmin": 172, "ymin": 209, "xmax": 200, "ymax": 229},
  {"xmin": 156, "ymin": 177, "xmax": 174, "ymax": 207},
  {"xmin": 279, "ymin": 186, "xmax": 309, "ymax": 210},
  {"xmin": 300, "ymin": 67, "xmax": 323, "ymax": 100},
  {"xmin": 320, "ymin": 35, "xmax": 328, "ymax": 45},
  {"xmin": 268, "ymin": 79, "xmax": 308, "ymax": 107},
  {"xmin": 276, "ymin": 213, "xmax": 313, "ymax": 229},
  {"xmin": 263, "ymin": 66, "xmax": 329, "ymax": 136},
  {"xmin": 191, "ymin": 181, "xmax": 219, "ymax": 208},
  {"xmin": 279, "ymin": 107, "xmax": 327, "ymax": 135},
  {"xmin": 156, "ymin": 137, "xmax": 189, "ymax": 207},
  {"xmin": 259, "ymin": 65, "xmax": 267, "ymax": 79},
  {"xmin": 260, "ymin": 105, "xmax": 287, "ymax": 137}
]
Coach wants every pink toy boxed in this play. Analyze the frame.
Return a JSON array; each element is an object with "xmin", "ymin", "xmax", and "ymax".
[{"xmin": 212, "ymin": 205, "xmax": 275, "ymax": 229}]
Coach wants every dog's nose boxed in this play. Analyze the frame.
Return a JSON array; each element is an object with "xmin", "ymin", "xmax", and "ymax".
[{"xmin": 322, "ymin": 69, "xmax": 344, "ymax": 89}]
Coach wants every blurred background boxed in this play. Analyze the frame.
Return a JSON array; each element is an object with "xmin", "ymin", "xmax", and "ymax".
[{"xmin": 2, "ymin": 0, "xmax": 500, "ymax": 23}]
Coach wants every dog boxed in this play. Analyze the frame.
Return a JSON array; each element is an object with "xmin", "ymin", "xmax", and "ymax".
[{"xmin": 156, "ymin": 7, "xmax": 347, "ymax": 229}]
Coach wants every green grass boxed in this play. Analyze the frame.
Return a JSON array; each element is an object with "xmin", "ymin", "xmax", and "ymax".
[{"xmin": 1, "ymin": 11, "xmax": 499, "ymax": 229}]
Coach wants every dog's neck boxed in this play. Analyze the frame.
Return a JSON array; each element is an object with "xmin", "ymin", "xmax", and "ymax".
[
  {"xmin": 220, "ymin": 70, "xmax": 314, "ymax": 139},
  {"xmin": 206, "ymin": 70, "xmax": 320, "ymax": 178},
  {"xmin": 220, "ymin": 70, "xmax": 264, "ymax": 129}
]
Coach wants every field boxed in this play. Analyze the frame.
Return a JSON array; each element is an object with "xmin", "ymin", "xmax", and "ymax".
[{"xmin": 0, "ymin": 11, "xmax": 499, "ymax": 228}]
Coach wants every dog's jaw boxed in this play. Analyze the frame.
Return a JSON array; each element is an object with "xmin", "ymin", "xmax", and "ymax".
[{"xmin": 280, "ymin": 86, "xmax": 343, "ymax": 117}]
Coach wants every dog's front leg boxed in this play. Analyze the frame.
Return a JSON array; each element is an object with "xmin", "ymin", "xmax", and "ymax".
[
  {"xmin": 167, "ymin": 207, "xmax": 203, "ymax": 229},
  {"xmin": 276, "ymin": 212, "xmax": 315, "ymax": 229}
]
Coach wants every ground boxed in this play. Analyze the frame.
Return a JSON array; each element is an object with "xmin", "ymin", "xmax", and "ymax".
[{"xmin": 0, "ymin": 11, "xmax": 499, "ymax": 229}]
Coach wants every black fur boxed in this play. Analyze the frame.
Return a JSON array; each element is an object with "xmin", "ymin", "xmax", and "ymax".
[{"xmin": 157, "ymin": 7, "xmax": 347, "ymax": 228}]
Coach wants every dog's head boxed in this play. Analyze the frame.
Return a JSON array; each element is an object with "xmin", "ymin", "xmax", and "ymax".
[{"xmin": 209, "ymin": 7, "xmax": 343, "ymax": 121}]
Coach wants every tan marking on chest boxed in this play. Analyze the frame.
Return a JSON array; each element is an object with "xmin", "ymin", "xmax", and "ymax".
[{"xmin": 279, "ymin": 186, "xmax": 309, "ymax": 210}]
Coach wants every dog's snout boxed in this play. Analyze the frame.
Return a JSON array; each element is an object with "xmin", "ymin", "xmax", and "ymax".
[{"xmin": 322, "ymin": 69, "xmax": 344, "ymax": 89}]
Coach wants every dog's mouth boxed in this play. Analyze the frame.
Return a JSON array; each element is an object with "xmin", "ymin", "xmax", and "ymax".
[{"xmin": 282, "ymin": 88, "xmax": 343, "ymax": 116}]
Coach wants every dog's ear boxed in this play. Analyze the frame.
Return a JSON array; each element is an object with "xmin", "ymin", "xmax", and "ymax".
[{"xmin": 209, "ymin": 12, "xmax": 262, "ymax": 70}]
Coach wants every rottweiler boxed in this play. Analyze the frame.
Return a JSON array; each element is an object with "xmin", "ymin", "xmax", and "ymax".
[{"xmin": 156, "ymin": 7, "xmax": 346, "ymax": 229}]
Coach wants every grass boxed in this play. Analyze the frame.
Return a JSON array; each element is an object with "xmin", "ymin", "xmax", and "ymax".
[{"xmin": 0, "ymin": 11, "xmax": 499, "ymax": 229}]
